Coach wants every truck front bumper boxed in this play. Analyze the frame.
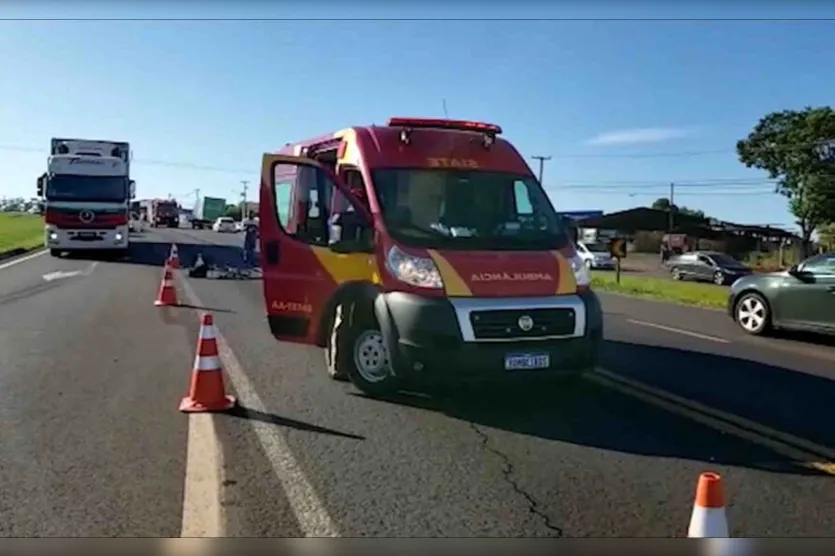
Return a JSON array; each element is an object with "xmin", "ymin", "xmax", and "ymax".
[{"xmin": 46, "ymin": 225, "xmax": 129, "ymax": 250}]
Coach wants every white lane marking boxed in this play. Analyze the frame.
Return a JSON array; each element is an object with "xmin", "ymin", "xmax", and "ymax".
[
  {"xmin": 180, "ymin": 414, "xmax": 225, "ymax": 537},
  {"xmin": 42, "ymin": 270, "xmax": 82, "ymax": 282},
  {"xmin": 626, "ymin": 319, "xmax": 731, "ymax": 344},
  {"xmin": 178, "ymin": 275, "xmax": 340, "ymax": 538},
  {"xmin": 0, "ymin": 249, "xmax": 47, "ymax": 270},
  {"xmin": 41, "ymin": 261, "xmax": 98, "ymax": 282}
]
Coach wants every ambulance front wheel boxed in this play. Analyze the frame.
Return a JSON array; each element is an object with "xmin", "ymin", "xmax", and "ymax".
[{"xmin": 335, "ymin": 310, "xmax": 399, "ymax": 398}]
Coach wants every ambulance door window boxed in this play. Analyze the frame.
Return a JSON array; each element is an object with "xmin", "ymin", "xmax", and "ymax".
[{"xmin": 274, "ymin": 180, "xmax": 293, "ymax": 228}]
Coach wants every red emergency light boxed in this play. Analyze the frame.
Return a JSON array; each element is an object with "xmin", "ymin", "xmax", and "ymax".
[{"xmin": 387, "ymin": 117, "xmax": 503, "ymax": 135}]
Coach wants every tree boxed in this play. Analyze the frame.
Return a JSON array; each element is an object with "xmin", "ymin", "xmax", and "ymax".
[
  {"xmin": 650, "ymin": 197, "xmax": 706, "ymax": 219},
  {"xmin": 736, "ymin": 106, "xmax": 835, "ymax": 252}
]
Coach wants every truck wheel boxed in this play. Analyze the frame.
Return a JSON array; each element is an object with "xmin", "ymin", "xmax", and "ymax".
[
  {"xmin": 49, "ymin": 249, "xmax": 61, "ymax": 257},
  {"xmin": 335, "ymin": 306, "xmax": 399, "ymax": 398}
]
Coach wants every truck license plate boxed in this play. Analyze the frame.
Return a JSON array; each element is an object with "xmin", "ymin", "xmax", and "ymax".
[
  {"xmin": 77, "ymin": 232, "xmax": 97, "ymax": 239},
  {"xmin": 504, "ymin": 353, "xmax": 550, "ymax": 371}
]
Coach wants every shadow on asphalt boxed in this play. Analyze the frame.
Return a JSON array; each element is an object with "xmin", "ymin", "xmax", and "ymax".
[
  {"xmin": 771, "ymin": 328, "xmax": 835, "ymax": 349},
  {"xmin": 601, "ymin": 340, "xmax": 835, "ymax": 452},
  {"xmin": 347, "ymin": 338, "xmax": 835, "ymax": 477},
  {"xmin": 350, "ymin": 378, "xmax": 820, "ymax": 477},
  {"xmin": 226, "ymin": 404, "xmax": 365, "ymax": 441},
  {"xmin": 93, "ymin": 240, "xmax": 262, "ymax": 276}
]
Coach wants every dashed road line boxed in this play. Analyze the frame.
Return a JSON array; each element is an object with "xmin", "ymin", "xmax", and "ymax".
[
  {"xmin": 626, "ymin": 319, "xmax": 731, "ymax": 344},
  {"xmin": 178, "ymin": 272, "xmax": 341, "ymax": 537},
  {"xmin": 180, "ymin": 414, "xmax": 225, "ymax": 537}
]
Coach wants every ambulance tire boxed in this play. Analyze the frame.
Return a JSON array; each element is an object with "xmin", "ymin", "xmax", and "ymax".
[{"xmin": 337, "ymin": 306, "xmax": 399, "ymax": 398}]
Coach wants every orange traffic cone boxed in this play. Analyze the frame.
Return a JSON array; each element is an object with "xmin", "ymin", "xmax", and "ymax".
[
  {"xmin": 167, "ymin": 244, "xmax": 180, "ymax": 269},
  {"xmin": 154, "ymin": 266, "xmax": 179, "ymax": 307},
  {"xmin": 179, "ymin": 313, "xmax": 236, "ymax": 413},
  {"xmin": 688, "ymin": 472, "xmax": 729, "ymax": 538}
]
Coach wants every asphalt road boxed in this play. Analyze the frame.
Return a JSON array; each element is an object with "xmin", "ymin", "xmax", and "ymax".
[{"xmin": 2, "ymin": 227, "xmax": 835, "ymax": 537}]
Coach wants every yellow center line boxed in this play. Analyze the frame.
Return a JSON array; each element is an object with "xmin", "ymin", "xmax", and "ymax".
[{"xmin": 587, "ymin": 368, "xmax": 835, "ymax": 476}]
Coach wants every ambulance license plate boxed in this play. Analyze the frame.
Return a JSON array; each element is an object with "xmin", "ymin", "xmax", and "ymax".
[{"xmin": 504, "ymin": 353, "xmax": 550, "ymax": 371}]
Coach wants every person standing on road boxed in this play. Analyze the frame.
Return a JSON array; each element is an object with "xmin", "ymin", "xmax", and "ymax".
[{"xmin": 242, "ymin": 211, "xmax": 259, "ymax": 267}]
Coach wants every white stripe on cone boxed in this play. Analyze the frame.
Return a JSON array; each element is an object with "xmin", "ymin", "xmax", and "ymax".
[
  {"xmin": 199, "ymin": 325, "xmax": 217, "ymax": 340},
  {"xmin": 194, "ymin": 355, "xmax": 222, "ymax": 372},
  {"xmin": 688, "ymin": 505, "xmax": 729, "ymax": 538}
]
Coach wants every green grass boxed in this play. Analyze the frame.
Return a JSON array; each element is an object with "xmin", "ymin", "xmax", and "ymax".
[
  {"xmin": 0, "ymin": 213, "xmax": 44, "ymax": 255},
  {"xmin": 591, "ymin": 271, "xmax": 728, "ymax": 309}
]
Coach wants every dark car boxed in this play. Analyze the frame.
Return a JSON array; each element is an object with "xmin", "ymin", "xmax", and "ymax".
[
  {"xmin": 728, "ymin": 252, "xmax": 835, "ymax": 336},
  {"xmin": 668, "ymin": 251, "xmax": 753, "ymax": 286}
]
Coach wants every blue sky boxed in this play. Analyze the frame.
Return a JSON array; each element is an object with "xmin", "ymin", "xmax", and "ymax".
[{"xmin": 1, "ymin": 1, "xmax": 834, "ymax": 232}]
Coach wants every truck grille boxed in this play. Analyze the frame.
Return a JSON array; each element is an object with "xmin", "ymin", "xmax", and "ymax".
[{"xmin": 469, "ymin": 308, "xmax": 577, "ymax": 340}]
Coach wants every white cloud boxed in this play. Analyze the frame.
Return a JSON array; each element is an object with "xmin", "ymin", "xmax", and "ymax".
[{"xmin": 585, "ymin": 127, "xmax": 695, "ymax": 146}]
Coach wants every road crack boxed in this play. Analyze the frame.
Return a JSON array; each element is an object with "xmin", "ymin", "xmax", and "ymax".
[{"xmin": 469, "ymin": 422, "xmax": 564, "ymax": 537}]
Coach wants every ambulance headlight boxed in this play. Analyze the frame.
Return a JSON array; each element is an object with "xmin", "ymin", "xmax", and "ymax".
[
  {"xmin": 386, "ymin": 245, "xmax": 444, "ymax": 289},
  {"xmin": 569, "ymin": 253, "xmax": 591, "ymax": 288}
]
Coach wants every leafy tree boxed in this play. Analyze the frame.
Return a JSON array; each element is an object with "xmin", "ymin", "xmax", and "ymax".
[
  {"xmin": 818, "ymin": 222, "xmax": 835, "ymax": 250},
  {"xmin": 650, "ymin": 197, "xmax": 705, "ymax": 219},
  {"xmin": 737, "ymin": 106, "xmax": 835, "ymax": 251}
]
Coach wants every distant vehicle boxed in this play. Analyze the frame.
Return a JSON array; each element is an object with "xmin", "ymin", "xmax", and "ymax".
[
  {"xmin": 38, "ymin": 137, "xmax": 133, "ymax": 258},
  {"xmin": 576, "ymin": 241, "xmax": 615, "ymax": 270},
  {"xmin": 192, "ymin": 196, "xmax": 227, "ymax": 229},
  {"xmin": 149, "ymin": 199, "xmax": 179, "ymax": 228},
  {"xmin": 212, "ymin": 216, "xmax": 236, "ymax": 233},
  {"xmin": 668, "ymin": 251, "xmax": 753, "ymax": 286},
  {"xmin": 728, "ymin": 252, "xmax": 835, "ymax": 336}
]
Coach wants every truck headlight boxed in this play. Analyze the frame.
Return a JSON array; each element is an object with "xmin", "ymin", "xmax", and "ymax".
[
  {"xmin": 569, "ymin": 253, "xmax": 591, "ymax": 289},
  {"xmin": 49, "ymin": 232, "xmax": 58, "ymax": 241},
  {"xmin": 115, "ymin": 232, "xmax": 124, "ymax": 241},
  {"xmin": 386, "ymin": 245, "xmax": 444, "ymax": 289}
]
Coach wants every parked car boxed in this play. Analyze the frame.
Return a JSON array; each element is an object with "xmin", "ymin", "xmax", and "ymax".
[
  {"xmin": 212, "ymin": 216, "xmax": 236, "ymax": 233},
  {"xmin": 668, "ymin": 251, "xmax": 753, "ymax": 285},
  {"xmin": 576, "ymin": 241, "xmax": 615, "ymax": 270},
  {"xmin": 728, "ymin": 251, "xmax": 835, "ymax": 336}
]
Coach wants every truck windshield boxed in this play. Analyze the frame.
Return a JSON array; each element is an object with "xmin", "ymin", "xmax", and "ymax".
[
  {"xmin": 372, "ymin": 168, "xmax": 568, "ymax": 251},
  {"xmin": 47, "ymin": 175, "xmax": 127, "ymax": 202}
]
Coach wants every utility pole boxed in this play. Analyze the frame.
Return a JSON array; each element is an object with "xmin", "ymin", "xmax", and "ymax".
[
  {"xmin": 531, "ymin": 155, "xmax": 552, "ymax": 184},
  {"xmin": 240, "ymin": 180, "xmax": 249, "ymax": 218},
  {"xmin": 668, "ymin": 182, "xmax": 675, "ymax": 232}
]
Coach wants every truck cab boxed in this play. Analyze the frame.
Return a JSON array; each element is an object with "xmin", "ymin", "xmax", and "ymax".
[
  {"xmin": 258, "ymin": 118, "xmax": 603, "ymax": 397},
  {"xmin": 39, "ymin": 138, "xmax": 133, "ymax": 257}
]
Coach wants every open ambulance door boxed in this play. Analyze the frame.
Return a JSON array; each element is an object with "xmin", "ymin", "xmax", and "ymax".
[{"xmin": 259, "ymin": 154, "xmax": 375, "ymax": 345}]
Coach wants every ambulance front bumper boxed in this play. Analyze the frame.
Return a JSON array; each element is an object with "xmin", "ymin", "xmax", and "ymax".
[{"xmin": 375, "ymin": 291, "xmax": 603, "ymax": 385}]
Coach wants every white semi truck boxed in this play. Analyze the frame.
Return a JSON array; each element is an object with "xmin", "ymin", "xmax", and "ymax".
[{"xmin": 37, "ymin": 138, "xmax": 135, "ymax": 258}]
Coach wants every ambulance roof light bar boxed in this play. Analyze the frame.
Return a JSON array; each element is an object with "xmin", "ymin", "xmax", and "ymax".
[{"xmin": 387, "ymin": 117, "xmax": 503, "ymax": 135}]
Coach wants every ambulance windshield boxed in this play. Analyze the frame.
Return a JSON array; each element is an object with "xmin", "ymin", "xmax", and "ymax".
[{"xmin": 373, "ymin": 168, "xmax": 569, "ymax": 251}]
